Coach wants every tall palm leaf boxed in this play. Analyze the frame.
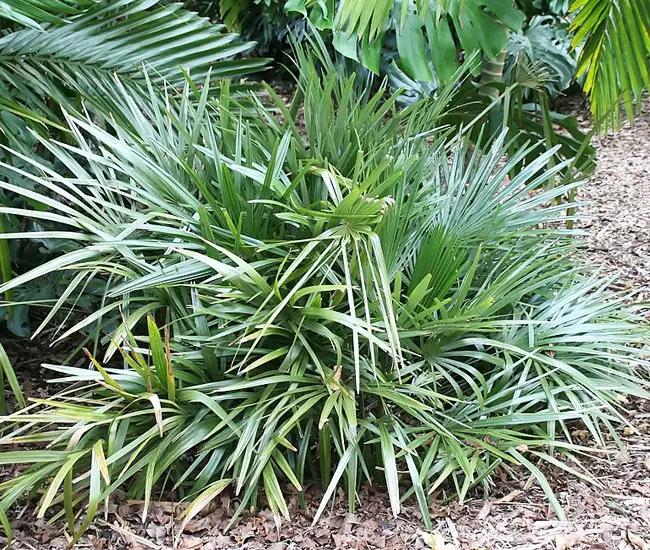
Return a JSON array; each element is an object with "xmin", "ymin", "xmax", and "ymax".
[{"xmin": 569, "ymin": 0, "xmax": 650, "ymax": 128}]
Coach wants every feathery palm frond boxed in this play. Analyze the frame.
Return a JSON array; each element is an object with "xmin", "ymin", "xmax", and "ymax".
[
  {"xmin": 0, "ymin": 0, "xmax": 98, "ymax": 29},
  {"xmin": 570, "ymin": 0, "xmax": 650, "ymax": 129},
  {"xmin": 0, "ymin": 0, "xmax": 268, "ymax": 121}
]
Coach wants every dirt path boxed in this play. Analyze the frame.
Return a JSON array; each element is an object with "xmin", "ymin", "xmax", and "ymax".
[{"xmin": 5, "ymin": 110, "xmax": 650, "ymax": 550}]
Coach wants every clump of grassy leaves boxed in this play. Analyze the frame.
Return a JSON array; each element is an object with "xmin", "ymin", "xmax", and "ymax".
[{"xmin": 0, "ymin": 49, "xmax": 648, "ymax": 542}]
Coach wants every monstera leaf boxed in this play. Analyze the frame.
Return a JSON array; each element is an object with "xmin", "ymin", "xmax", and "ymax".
[
  {"xmin": 507, "ymin": 15, "xmax": 576, "ymax": 96},
  {"xmin": 318, "ymin": 0, "xmax": 525, "ymax": 82}
]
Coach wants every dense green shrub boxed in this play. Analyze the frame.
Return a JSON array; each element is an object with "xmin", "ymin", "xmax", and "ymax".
[
  {"xmin": 184, "ymin": 0, "xmax": 310, "ymax": 55},
  {"xmin": 0, "ymin": 51, "xmax": 648, "ymax": 542},
  {"xmin": 0, "ymin": 0, "xmax": 270, "ymax": 337}
]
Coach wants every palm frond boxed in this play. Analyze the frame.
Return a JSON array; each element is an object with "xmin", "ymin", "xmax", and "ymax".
[
  {"xmin": 0, "ymin": 0, "xmax": 98, "ymax": 29},
  {"xmin": 0, "ymin": 0, "xmax": 268, "ymax": 122},
  {"xmin": 570, "ymin": 0, "xmax": 650, "ymax": 129}
]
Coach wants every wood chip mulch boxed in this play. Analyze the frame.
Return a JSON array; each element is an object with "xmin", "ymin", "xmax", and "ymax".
[{"xmin": 577, "ymin": 102, "xmax": 650, "ymax": 305}]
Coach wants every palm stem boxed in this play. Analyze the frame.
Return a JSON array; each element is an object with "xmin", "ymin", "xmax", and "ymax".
[{"xmin": 480, "ymin": 49, "xmax": 507, "ymax": 98}]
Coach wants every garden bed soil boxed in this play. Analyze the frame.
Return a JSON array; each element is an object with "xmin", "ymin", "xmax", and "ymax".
[{"xmin": 2, "ymin": 103, "xmax": 650, "ymax": 549}]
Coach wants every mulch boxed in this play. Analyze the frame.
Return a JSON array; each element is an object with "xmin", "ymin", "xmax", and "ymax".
[
  {"xmin": 2, "ymin": 102, "xmax": 650, "ymax": 549},
  {"xmin": 576, "ymin": 101, "xmax": 650, "ymax": 306}
]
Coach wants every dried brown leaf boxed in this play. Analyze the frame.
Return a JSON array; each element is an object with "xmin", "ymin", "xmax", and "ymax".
[
  {"xmin": 498, "ymin": 490, "xmax": 522, "ymax": 503},
  {"xmin": 555, "ymin": 532, "xmax": 583, "ymax": 550},
  {"xmin": 144, "ymin": 523, "xmax": 166, "ymax": 541},
  {"xmin": 329, "ymin": 515, "xmax": 347, "ymax": 529},
  {"xmin": 88, "ymin": 535, "xmax": 107, "ymax": 550},
  {"xmin": 178, "ymin": 535, "xmax": 203, "ymax": 550},
  {"xmin": 421, "ymin": 532, "xmax": 457, "ymax": 550},
  {"xmin": 571, "ymin": 430, "xmax": 590, "ymax": 441},
  {"xmin": 367, "ymin": 534, "xmax": 387, "ymax": 548},
  {"xmin": 475, "ymin": 501, "xmax": 492, "ymax": 521},
  {"xmin": 182, "ymin": 517, "xmax": 212, "ymax": 534},
  {"xmin": 628, "ymin": 531, "xmax": 650, "ymax": 550},
  {"xmin": 233, "ymin": 523, "xmax": 255, "ymax": 544},
  {"xmin": 212, "ymin": 533, "xmax": 233, "ymax": 547}
]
